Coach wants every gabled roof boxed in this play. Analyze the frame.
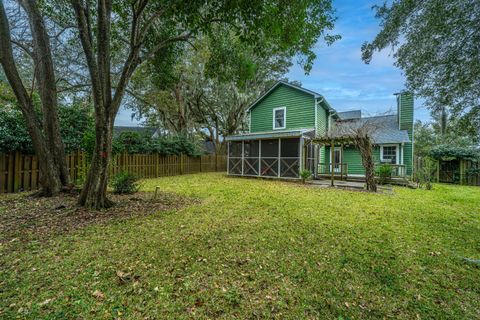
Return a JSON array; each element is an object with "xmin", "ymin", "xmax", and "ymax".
[{"xmin": 246, "ymin": 81, "xmax": 332, "ymax": 113}]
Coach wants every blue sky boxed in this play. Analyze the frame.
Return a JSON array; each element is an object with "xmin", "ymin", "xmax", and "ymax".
[{"xmin": 115, "ymin": 0, "xmax": 430, "ymax": 126}]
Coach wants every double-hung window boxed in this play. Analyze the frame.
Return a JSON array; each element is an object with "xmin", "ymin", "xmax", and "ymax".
[
  {"xmin": 381, "ymin": 145, "xmax": 398, "ymax": 164},
  {"xmin": 273, "ymin": 107, "xmax": 286, "ymax": 129}
]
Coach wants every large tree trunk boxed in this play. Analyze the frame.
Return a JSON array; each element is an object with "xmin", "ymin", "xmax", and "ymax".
[
  {"xmin": 77, "ymin": 113, "xmax": 115, "ymax": 209},
  {"xmin": 23, "ymin": 112, "xmax": 63, "ymax": 196},
  {"xmin": 0, "ymin": 0, "xmax": 63, "ymax": 195},
  {"xmin": 356, "ymin": 136, "xmax": 377, "ymax": 192},
  {"xmin": 20, "ymin": 0, "xmax": 70, "ymax": 186}
]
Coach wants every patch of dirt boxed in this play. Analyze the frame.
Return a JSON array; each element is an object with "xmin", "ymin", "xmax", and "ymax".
[{"xmin": 0, "ymin": 191, "xmax": 199, "ymax": 244}]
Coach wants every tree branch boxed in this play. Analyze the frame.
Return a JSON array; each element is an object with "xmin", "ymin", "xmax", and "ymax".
[
  {"xmin": 138, "ymin": 32, "xmax": 192, "ymax": 64},
  {"xmin": 11, "ymin": 39, "xmax": 33, "ymax": 58},
  {"xmin": 71, "ymin": 0, "xmax": 102, "ymax": 108}
]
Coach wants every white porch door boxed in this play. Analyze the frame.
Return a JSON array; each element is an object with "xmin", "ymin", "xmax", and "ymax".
[{"xmin": 331, "ymin": 148, "xmax": 342, "ymax": 173}]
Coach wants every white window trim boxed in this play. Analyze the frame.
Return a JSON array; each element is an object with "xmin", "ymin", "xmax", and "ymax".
[
  {"xmin": 273, "ymin": 107, "xmax": 286, "ymax": 130},
  {"xmin": 380, "ymin": 144, "xmax": 399, "ymax": 165},
  {"xmin": 329, "ymin": 146, "xmax": 342, "ymax": 164}
]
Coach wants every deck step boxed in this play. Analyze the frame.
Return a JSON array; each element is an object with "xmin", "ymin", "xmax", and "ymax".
[{"xmin": 315, "ymin": 175, "xmax": 413, "ymax": 187}]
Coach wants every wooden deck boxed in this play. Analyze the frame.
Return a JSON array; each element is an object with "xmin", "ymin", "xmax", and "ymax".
[
  {"xmin": 307, "ymin": 179, "xmax": 394, "ymax": 193},
  {"xmin": 314, "ymin": 174, "xmax": 413, "ymax": 187}
]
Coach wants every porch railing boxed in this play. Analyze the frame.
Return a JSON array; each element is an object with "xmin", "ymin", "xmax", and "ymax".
[
  {"xmin": 316, "ymin": 163, "xmax": 407, "ymax": 179},
  {"xmin": 386, "ymin": 164, "xmax": 407, "ymax": 177},
  {"xmin": 317, "ymin": 163, "xmax": 348, "ymax": 179}
]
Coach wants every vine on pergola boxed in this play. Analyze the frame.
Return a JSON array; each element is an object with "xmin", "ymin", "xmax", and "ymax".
[{"xmin": 313, "ymin": 118, "xmax": 384, "ymax": 192}]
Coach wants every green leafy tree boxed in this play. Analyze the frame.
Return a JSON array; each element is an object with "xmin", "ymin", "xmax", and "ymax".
[
  {"xmin": 0, "ymin": 0, "xmax": 70, "ymax": 195},
  {"xmin": 0, "ymin": 99, "xmax": 94, "ymax": 154},
  {"xmin": 362, "ymin": 0, "xmax": 480, "ymax": 141},
  {"xmin": 414, "ymin": 118, "xmax": 478, "ymax": 159},
  {"xmin": 129, "ymin": 34, "xmax": 293, "ymax": 155},
  {"xmin": 67, "ymin": 0, "xmax": 339, "ymax": 208},
  {"xmin": 58, "ymin": 102, "xmax": 94, "ymax": 152},
  {"xmin": 413, "ymin": 121, "xmax": 436, "ymax": 158},
  {"xmin": 0, "ymin": 105, "xmax": 34, "ymax": 154}
]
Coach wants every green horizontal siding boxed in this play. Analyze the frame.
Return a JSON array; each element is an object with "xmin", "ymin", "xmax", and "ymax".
[
  {"xmin": 250, "ymin": 84, "xmax": 315, "ymax": 132},
  {"xmin": 325, "ymin": 145, "xmax": 380, "ymax": 175},
  {"xmin": 316, "ymin": 103, "xmax": 328, "ymax": 135},
  {"xmin": 403, "ymin": 142, "xmax": 413, "ymax": 175},
  {"xmin": 398, "ymin": 93, "xmax": 414, "ymax": 175},
  {"xmin": 317, "ymin": 105, "xmax": 328, "ymax": 165},
  {"xmin": 399, "ymin": 93, "xmax": 414, "ymax": 133}
]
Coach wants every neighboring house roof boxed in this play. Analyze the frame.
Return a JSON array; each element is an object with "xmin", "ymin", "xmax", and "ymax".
[
  {"xmin": 334, "ymin": 115, "xmax": 410, "ymax": 144},
  {"xmin": 246, "ymin": 81, "xmax": 333, "ymax": 113},
  {"xmin": 338, "ymin": 110, "xmax": 361, "ymax": 120},
  {"xmin": 226, "ymin": 129, "xmax": 315, "ymax": 141},
  {"xmin": 113, "ymin": 126, "xmax": 158, "ymax": 137},
  {"xmin": 203, "ymin": 140, "xmax": 216, "ymax": 154}
]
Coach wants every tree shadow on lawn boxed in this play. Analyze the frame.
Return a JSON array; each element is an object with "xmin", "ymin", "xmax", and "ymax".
[{"xmin": 0, "ymin": 191, "xmax": 200, "ymax": 247}]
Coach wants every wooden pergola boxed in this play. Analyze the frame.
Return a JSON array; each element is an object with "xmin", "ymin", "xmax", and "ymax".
[{"xmin": 312, "ymin": 135, "xmax": 357, "ymax": 187}]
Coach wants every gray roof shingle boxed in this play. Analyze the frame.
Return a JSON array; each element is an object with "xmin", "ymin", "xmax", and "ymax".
[
  {"xmin": 113, "ymin": 126, "xmax": 157, "ymax": 137},
  {"xmin": 338, "ymin": 110, "xmax": 361, "ymax": 120},
  {"xmin": 335, "ymin": 115, "xmax": 410, "ymax": 144}
]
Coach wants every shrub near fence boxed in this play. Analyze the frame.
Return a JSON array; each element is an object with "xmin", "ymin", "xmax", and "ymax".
[{"xmin": 0, "ymin": 151, "xmax": 227, "ymax": 194}]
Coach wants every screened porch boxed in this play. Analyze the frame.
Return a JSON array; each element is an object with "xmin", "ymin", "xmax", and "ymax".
[{"xmin": 227, "ymin": 138, "xmax": 303, "ymax": 178}]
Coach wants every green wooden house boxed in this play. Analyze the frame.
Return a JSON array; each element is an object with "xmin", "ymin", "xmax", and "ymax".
[{"xmin": 226, "ymin": 81, "xmax": 414, "ymax": 180}]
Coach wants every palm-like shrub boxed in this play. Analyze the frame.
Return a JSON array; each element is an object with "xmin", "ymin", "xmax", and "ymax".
[
  {"xmin": 376, "ymin": 163, "xmax": 392, "ymax": 185},
  {"xmin": 110, "ymin": 171, "xmax": 140, "ymax": 194},
  {"xmin": 300, "ymin": 169, "xmax": 312, "ymax": 184}
]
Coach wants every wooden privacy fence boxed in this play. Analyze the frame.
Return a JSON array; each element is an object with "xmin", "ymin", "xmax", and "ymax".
[
  {"xmin": 0, "ymin": 151, "xmax": 227, "ymax": 194},
  {"xmin": 414, "ymin": 156, "xmax": 480, "ymax": 186}
]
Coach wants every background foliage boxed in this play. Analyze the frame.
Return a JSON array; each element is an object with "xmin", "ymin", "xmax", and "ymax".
[
  {"xmin": 363, "ymin": 0, "xmax": 480, "ymax": 141},
  {"xmin": 0, "ymin": 99, "xmax": 93, "ymax": 154}
]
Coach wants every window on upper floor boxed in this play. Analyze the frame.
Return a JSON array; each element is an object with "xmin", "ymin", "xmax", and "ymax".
[
  {"xmin": 381, "ymin": 145, "xmax": 398, "ymax": 164},
  {"xmin": 273, "ymin": 107, "xmax": 286, "ymax": 129}
]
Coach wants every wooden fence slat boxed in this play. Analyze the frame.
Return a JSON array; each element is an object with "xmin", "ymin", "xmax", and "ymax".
[
  {"xmin": 13, "ymin": 151, "xmax": 22, "ymax": 192},
  {"xmin": 0, "ymin": 154, "xmax": 4, "ymax": 194},
  {"xmin": 31, "ymin": 155, "xmax": 38, "ymax": 190},
  {"xmin": 0, "ymin": 150, "xmax": 228, "ymax": 194},
  {"xmin": 23, "ymin": 155, "xmax": 30, "ymax": 191}
]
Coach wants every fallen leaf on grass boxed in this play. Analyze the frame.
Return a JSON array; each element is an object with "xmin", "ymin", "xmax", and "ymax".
[
  {"xmin": 38, "ymin": 298, "xmax": 53, "ymax": 306},
  {"xmin": 92, "ymin": 290, "xmax": 105, "ymax": 300},
  {"xmin": 116, "ymin": 270, "xmax": 132, "ymax": 282}
]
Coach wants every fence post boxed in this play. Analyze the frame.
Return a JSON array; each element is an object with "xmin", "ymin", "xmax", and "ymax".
[
  {"xmin": 0, "ymin": 154, "xmax": 4, "ymax": 194},
  {"xmin": 459, "ymin": 159, "xmax": 465, "ymax": 185},
  {"xmin": 180, "ymin": 154, "xmax": 184, "ymax": 175},
  {"xmin": 82, "ymin": 151, "xmax": 87, "ymax": 180},
  {"xmin": 14, "ymin": 151, "xmax": 22, "ymax": 192},
  {"xmin": 436, "ymin": 160, "xmax": 440, "ymax": 183},
  {"xmin": 215, "ymin": 154, "xmax": 218, "ymax": 172}
]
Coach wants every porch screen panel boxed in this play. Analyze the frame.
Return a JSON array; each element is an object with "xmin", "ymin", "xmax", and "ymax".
[
  {"xmin": 228, "ymin": 141, "xmax": 242, "ymax": 174},
  {"xmin": 305, "ymin": 143, "xmax": 316, "ymax": 173},
  {"xmin": 244, "ymin": 140, "xmax": 260, "ymax": 175},
  {"xmin": 261, "ymin": 139, "xmax": 279, "ymax": 177},
  {"xmin": 280, "ymin": 138, "xmax": 300, "ymax": 178}
]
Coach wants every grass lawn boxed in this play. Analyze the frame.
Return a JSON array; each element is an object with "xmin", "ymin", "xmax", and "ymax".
[{"xmin": 1, "ymin": 173, "xmax": 480, "ymax": 319}]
